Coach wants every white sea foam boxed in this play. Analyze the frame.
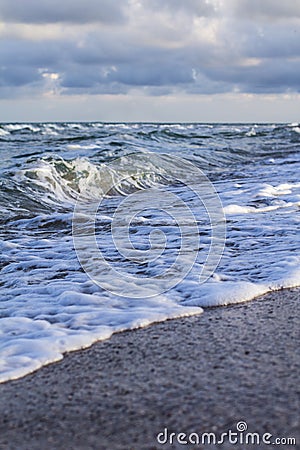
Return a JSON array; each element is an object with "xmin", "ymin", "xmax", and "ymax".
[
  {"xmin": 4, "ymin": 124, "xmax": 40, "ymax": 133},
  {"xmin": 0, "ymin": 265, "xmax": 203, "ymax": 382},
  {"xmin": 4, "ymin": 124, "xmax": 26, "ymax": 132},
  {"xmin": 246, "ymin": 127, "xmax": 257, "ymax": 137},
  {"xmin": 183, "ymin": 263, "xmax": 300, "ymax": 308},
  {"xmin": 223, "ymin": 204, "xmax": 280, "ymax": 214},
  {"xmin": 67, "ymin": 144, "xmax": 99, "ymax": 150}
]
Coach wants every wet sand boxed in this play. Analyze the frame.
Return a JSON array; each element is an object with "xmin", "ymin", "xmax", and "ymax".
[{"xmin": 0, "ymin": 288, "xmax": 299, "ymax": 450}]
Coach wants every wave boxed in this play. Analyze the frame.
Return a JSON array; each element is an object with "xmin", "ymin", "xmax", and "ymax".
[
  {"xmin": 0, "ymin": 128, "xmax": 10, "ymax": 137},
  {"xmin": 4, "ymin": 154, "xmax": 179, "ymax": 215},
  {"xmin": 1, "ymin": 123, "xmax": 299, "ymax": 178},
  {"xmin": 0, "ymin": 121, "xmax": 298, "ymax": 138},
  {"xmin": 2, "ymin": 135, "xmax": 298, "ymax": 216}
]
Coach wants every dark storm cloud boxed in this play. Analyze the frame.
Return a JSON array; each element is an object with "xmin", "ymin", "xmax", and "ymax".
[
  {"xmin": 109, "ymin": 63, "xmax": 193, "ymax": 87},
  {"xmin": 143, "ymin": 0, "xmax": 216, "ymax": 17},
  {"xmin": 0, "ymin": 39, "xmax": 61, "ymax": 66},
  {"xmin": 61, "ymin": 42, "xmax": 195, "ymax": 94},
  {"xmin": 62, "ymin": 63, "xmax": 193, "ymax": 89},
  {"xmin": 231, "ymin": 0, "xmax": 300, "ymax": 20},
  {"xmin": 0, "ymin": 0, "xmax": 128, "ymax": 24},
  {"xmin": 243, "ymin": 24, "xmax": 300, "ymax": 59},
  {"xmin": 0, "ymin": 65, "xmax": 40, "ymax": 87},
  {"xmin": 0, "ymin": 0, "xmax": 299, "ymax": 98},
  {"xmin": 0, "ymin": 38, "xmax": 60, "ymax": 92},
  {"xmin": 203, "ymin": 59, "xmax": 300, "ymax": 94}
]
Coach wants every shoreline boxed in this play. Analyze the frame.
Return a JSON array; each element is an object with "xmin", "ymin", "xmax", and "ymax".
[{"xmin": 0, "ymin": 288, "xmax": 299, "ymax": 449}]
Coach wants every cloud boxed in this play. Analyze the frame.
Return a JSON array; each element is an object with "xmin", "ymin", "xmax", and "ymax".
[
  {"xmin": 228, "ymin": 0, "xmax": 300, "ymax": 20},
  {"xmin": 0, "ymin": 65, "xmax": 40, "ymax": 87},
  {"xmin": 0, "ymin": 0, "xmax": 129, "ymax": 24},
  {"xmin": 142, "ymin": 0, "xmax": 216, "ymax": 17},
  {"xmin": 0, "ymin": 0, "xmax": 299, "ymax": 100},
  {"xmin": 235, "ymin": 22, "xmax": 300, "ymax": 59},
  {"xmin": 203, "ymin": 59, "xmax": 300, "ymax": 94}
]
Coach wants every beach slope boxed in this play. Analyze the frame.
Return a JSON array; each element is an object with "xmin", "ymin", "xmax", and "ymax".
[{"xmin": 0, "ymin": 288, "xmax": 299, "ymax": 450}]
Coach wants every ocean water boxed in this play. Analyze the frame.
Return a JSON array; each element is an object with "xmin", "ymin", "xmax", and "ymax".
[{"xmin": 0, "ymin": 122, "xmax": 299, "ymax": 382}]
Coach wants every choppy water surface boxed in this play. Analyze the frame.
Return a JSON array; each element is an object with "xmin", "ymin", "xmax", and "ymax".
[{"xmin": 0, "ymin": 122, "xmax": 299, "ymax": 381}]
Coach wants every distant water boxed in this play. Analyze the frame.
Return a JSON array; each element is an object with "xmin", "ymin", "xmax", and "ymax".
[{"xmin": 0, "ymin": 122, "xmax": 299, "ymax": 382}]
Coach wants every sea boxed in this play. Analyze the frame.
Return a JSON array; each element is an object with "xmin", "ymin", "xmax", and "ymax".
[{"xmin": 0, "ymin": 122, "xmax": 299, "ymax": 382}]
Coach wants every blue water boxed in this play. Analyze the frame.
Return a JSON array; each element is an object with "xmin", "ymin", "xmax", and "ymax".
[{"xmin": 0, "ymin": 122, "xmax": 299, "ymax": 382}]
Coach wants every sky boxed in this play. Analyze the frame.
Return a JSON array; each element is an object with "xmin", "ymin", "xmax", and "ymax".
[{"xmin": 0, "ymin": 0, "xmax": 299, "ymax": 122}]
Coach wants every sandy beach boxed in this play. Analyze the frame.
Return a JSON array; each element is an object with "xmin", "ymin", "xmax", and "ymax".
[{"xmin": 0, "ymin": 288, "xmax": 299, "ymax": 450}]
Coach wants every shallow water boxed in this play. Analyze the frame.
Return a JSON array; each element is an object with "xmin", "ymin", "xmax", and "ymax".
[{"xmin": 0, "ymin": 122, "xmax": 299, "ymax": 382}]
